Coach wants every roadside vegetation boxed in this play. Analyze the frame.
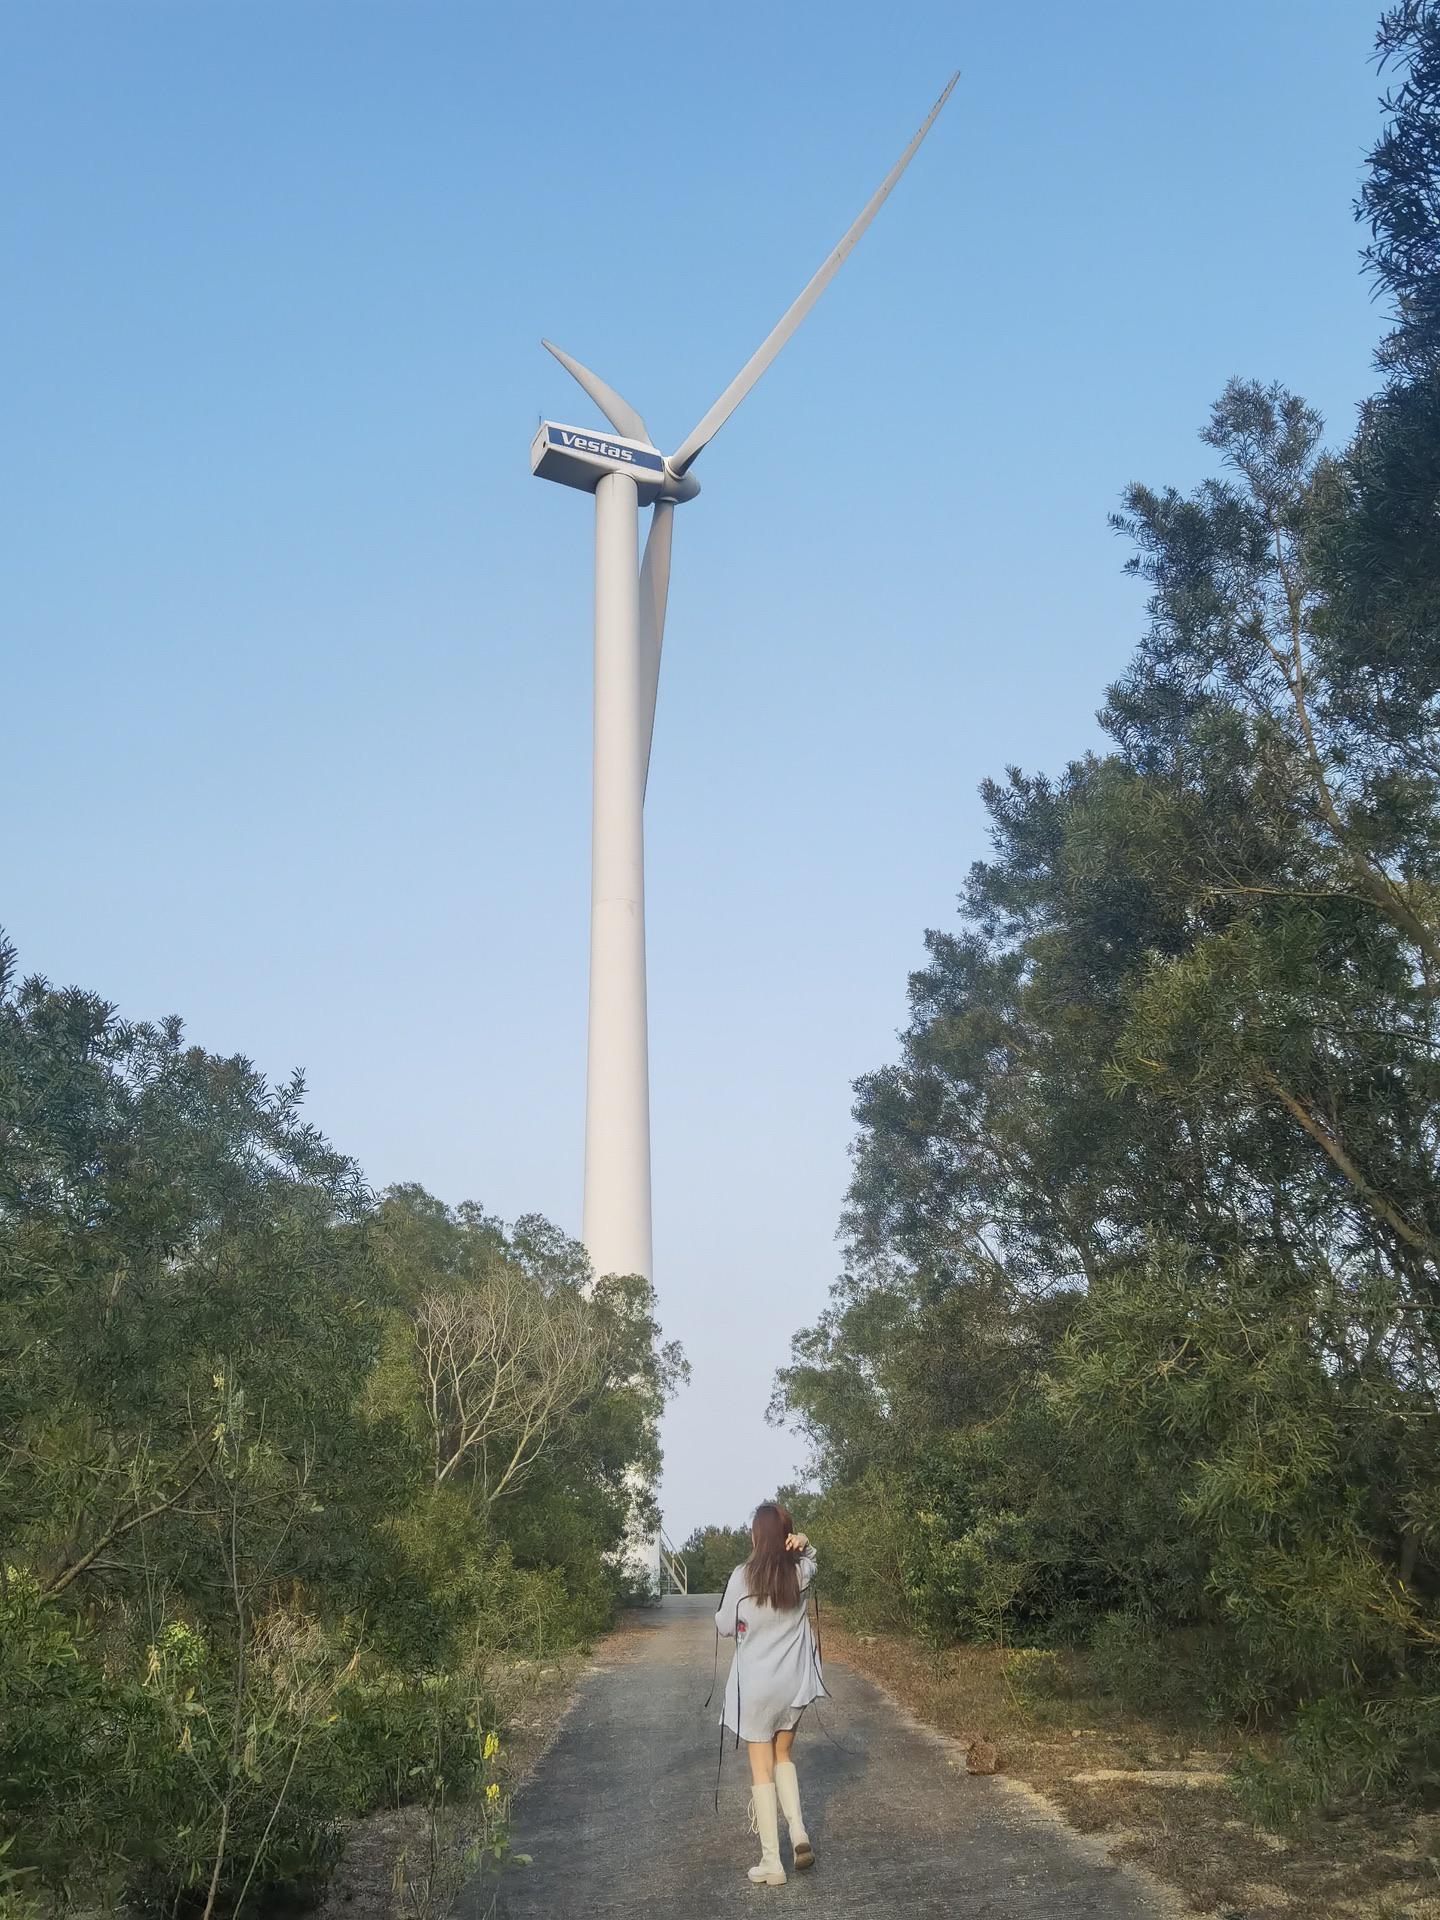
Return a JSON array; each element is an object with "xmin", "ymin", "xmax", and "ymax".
[
  {"xmin": 677, "ymin": 1524, "xmax": 751, "ymax": 1596},
  {"xmin": 0, "ymin": 944, "xmax": 684, "ymax": 1917},
  {"xmin": 694, "ymin": 6, "xmax": 1440, "ymax": 1907},
  {"xmin": 823, "ymin": 1619, "xmax": 1440, "ymax": 1918}
]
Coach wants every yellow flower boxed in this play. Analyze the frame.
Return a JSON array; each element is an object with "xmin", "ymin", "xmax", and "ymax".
[
  {"xmin": 482, "ymin": 1732, "xmax": 500, "ymax": 1761},
  {"xmin": 485, "ymin": 1782, "xmax": 501, "ymax": 1803}
]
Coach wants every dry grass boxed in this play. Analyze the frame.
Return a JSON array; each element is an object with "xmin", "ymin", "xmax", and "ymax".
[{"xmin": 826, "ymin": 1621, "xmax": 1440, "ymax": 1920}]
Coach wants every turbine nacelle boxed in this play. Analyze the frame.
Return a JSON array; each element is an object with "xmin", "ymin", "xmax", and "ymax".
[
  {"xmin": 531, "ymin": 421, "xmax": 666, "ymax": 505},
  {"xmin": 530, "ymin": 422, "xmax": 703, "ymax": 507}
]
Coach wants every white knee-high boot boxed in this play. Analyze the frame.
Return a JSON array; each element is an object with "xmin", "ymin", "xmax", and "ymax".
[
  {"xmin": 747, "ymin": 1783, "xmax": 786, "ymax": 1885},
  {"xmin": 774, "ymin": 1760, "xmax": 815, "ymax": 1869}
]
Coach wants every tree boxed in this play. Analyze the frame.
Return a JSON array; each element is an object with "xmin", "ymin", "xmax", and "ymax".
[
  {"xmin": 0, "ymin": 942, "xmax": 686, "ymax": 1909},
  {"xmin": 678, "ymin": 1523, "xmax": 752, "ymax": 1596},
  {"xmin": 413, "ymin": 1274, "xmax": 605, "ymax": 1496},
  {"xmin": 773, "ymin": 14, "xmax": 1440, "ymax": 1796}
]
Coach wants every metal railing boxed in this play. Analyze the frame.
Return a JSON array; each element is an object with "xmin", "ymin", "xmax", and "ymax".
[{"xmin": 659, "ymin": 1529, "xmax": 687, "ymax": 1595}]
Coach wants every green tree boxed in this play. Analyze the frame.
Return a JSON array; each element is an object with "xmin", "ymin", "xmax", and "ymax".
[
  {"xmin": 0, "ymin": 942, "xmax": 684, "ymax": 1909},
  {"xmin": 773, "ymin": 7, "xmax": 1440, "ymax": 1809},
  {"xmin": 679, "ymin": 1523, "xmax": 752, "ymax": 1596}
]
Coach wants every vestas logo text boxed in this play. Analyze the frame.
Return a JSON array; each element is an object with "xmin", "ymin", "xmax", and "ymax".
[
  {"xmin": 559, "ymin": 429, "xmax": 632, "ymax": 461},
  {"xmin": 547, "ymin": 426, "xmax": 663, "ymax": 471}
]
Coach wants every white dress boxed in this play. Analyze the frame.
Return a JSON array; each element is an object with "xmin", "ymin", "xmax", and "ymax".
[{"xmin": 715, "ymin": 1548, "xmax": 825, "ymax": 1742}]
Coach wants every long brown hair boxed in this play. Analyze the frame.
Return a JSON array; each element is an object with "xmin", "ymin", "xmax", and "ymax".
[{"xmin": 745, "ymin": 1501, "xmax": 802, "ymax": 1611}]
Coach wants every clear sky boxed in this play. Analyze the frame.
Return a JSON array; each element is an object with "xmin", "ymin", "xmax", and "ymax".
[{"xmin": 3, "ymin": 1, "xmax": 1389, "ymax": 1537}]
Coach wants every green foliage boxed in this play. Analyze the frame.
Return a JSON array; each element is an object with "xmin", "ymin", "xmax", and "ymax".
[
  {"xmin": 795, "ymin": 1475, "xmax": 919, "ymax": 1632},
  {"xmin": 0, "ymin": 944, "xmax": 682, "ymax": 1913},
  {"xmin": 1086, "ymin": 1612, "xmax": 1234, "ymax": 1721},
  {"xmin": 770, "ymin": 4, "xmax": 1440, "ymax": 1818},
  {"xmin": 1000, "ymin": 1647, "xmax": 1064, "ymax": 1713},
  {"xmin": 679, "ymin": 1523, "xmax": 751, "ymax": 1596},
  {"xmin": 1236, "ymin": 1687, "xmax": 1440, "ymax": 1825}
]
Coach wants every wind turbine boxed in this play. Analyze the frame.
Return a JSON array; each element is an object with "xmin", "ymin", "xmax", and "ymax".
[{"xmin": 532, "ymin": 75, "xmax": 958, "ymax": 1294}]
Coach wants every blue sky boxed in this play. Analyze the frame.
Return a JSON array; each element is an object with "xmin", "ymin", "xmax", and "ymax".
[{"xmin": 3, "ymin": 1, "xmax": 1388, "ymax": 1535}]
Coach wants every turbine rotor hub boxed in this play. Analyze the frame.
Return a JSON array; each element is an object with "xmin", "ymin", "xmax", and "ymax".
[{"xmin": 658, "ymin": 464, "xmax": 701, "ymax": 504}]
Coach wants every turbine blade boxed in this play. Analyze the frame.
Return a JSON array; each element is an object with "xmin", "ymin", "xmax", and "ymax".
[
  {"xmin": 542, "ymin": 339, "xmax": 651, "ymax": 444},
  {"xmin": 667, "ymin": 72, "xmax": 959, "ymax": 477},
  {"xmin": 638, "ymin": 501, "xmax": 674, "ymax": 798}
]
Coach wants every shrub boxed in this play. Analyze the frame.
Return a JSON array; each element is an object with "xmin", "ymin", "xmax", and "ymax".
[
  {"xmin": 0, "ymin": 949, "xmax": 684, "ymax": 1912},
  {"xmin": 1235, "ymin": 1688, "xmax": 1440, "ymax": 1825}
]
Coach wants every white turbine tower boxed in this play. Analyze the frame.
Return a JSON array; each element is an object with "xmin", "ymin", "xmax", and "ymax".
[{"xmin": 532, "ymin": 75, "xmax": 958, "ymax": 1310}]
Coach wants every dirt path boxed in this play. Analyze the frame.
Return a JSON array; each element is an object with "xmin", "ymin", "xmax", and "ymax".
[{"xmin": 464, "ymin": 1594, "xmax": 1178, "ymax": 1918}]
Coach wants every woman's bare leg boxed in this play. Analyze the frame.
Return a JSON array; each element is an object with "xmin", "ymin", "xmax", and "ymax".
[
  {"xmin": 746, "ymin": 1740, "xmax": 775, "ymax": 1785},
  {"xmin": 773, "ymin": 1727, "xmax": 813, "ymax": 1868}
]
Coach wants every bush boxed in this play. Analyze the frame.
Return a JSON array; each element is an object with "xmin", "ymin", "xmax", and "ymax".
[
  {"xmin": 678, "ymin": 1524, "xmax": 752, "ymax": 1597},
  {"xmin": 1235, "ymin": 1687, "xmax": 1440, "ymax": 1825},
  {"xmin": 0, "ymin": 949, "xmax": 684, "ymax": 1912},
  {"xmin": 1001, "ymin": 1647, "xmax": 1064, "ymax": 1711},
  {"xmin": 1085, "ymin": 1612, "xmax": 1232, "ymax": 1720},
  {"xmin": 801, "ymin": 1476, "xmax": 916, "ymax": 1632}
]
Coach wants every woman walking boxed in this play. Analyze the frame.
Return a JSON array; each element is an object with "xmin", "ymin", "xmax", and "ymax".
[{"xmin": 715, "ymin": 1502, "xmax": 825, "ymax": 1886}]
